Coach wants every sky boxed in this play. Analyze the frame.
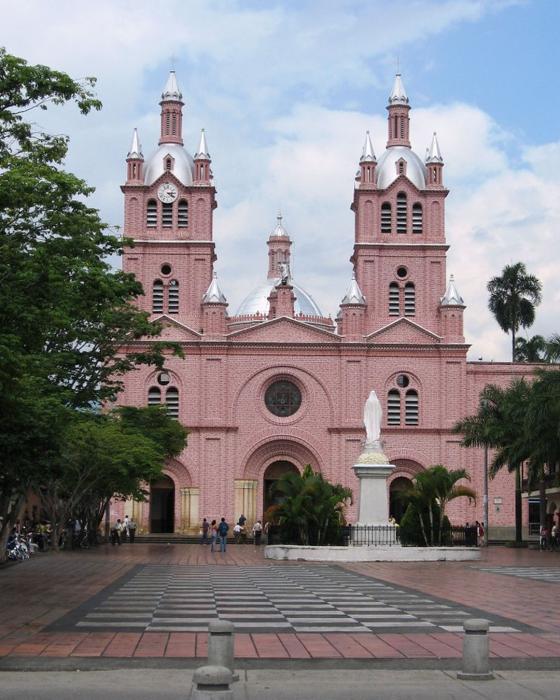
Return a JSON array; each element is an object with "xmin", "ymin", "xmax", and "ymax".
[{"xmin": 3, "ymin": 0, "xmax": 559, "ymax": 361}]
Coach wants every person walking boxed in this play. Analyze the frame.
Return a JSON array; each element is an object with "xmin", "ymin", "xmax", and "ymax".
[
  {"xmin": 210, "ymin": 520, "xmax": 218, "ymax": 552},
  {"xmin": 122, "ymin": 515, "xmax": 130, "ymax": 542},
  {"xmin": 128, "ymin": 518, "xmax": 137, "ymax": 543},
  {"xmin": 111, "ymin": 519, "xmax": 123, "ymax": 546},
  {"xmin": 218, "ymin": 517, "xmax": 229, "ymax": 553},
  {"xmin": 252, "ymin": 520, "xmax": 263, "ymax": 546},
  {"xmin": 201, "ymin": 518, "xmax": 210, "ymax": 545}
]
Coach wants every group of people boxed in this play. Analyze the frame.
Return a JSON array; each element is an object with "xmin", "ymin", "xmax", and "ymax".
[
  {"xmin": 200, "ymin": 515, "xmax": 267, "ymax": 552},
  {"xmin": 539, "ymin": 523, "xmax": 560, "ymax": 551},
  {"xmin": 110, "ymin": 515, "xmax": 137, "ymax": 545}
]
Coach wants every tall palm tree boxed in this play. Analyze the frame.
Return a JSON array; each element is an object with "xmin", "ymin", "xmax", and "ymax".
[
  {"xmin": 487, "ymin": 262, "xmax": 542, "ymax": 362},
  {"xmin": 546, "ymin": 333, "xmax": 560, "ymax": 363},
  {"xmin": 454, "ymin": 380, "xmax": 531, "ymax": 544},
  {"xmin": 514, "ymin": 335, "xmax": 546, "ymax": 363}
]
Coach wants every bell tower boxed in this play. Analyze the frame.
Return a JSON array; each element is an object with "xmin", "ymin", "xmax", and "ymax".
[{"xmin": 121, "ymin": 72, "xmax": 218, "ymax": 332}]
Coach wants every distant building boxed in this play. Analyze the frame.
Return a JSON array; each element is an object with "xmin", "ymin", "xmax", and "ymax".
[{"xmin": 115, "ymin": 71, "xmax": 541, "ymax": 540}]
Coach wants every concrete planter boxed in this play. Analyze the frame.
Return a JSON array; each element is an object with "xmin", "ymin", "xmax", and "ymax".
[{"xmin": 265, "ymin": 544, "xmax": 481, "ymax": 562}]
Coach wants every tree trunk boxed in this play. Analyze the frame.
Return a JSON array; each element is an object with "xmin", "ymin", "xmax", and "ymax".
[
  {"xmin": 0, "ymin": 494, "xmax": 25, "ymax": 563},
  {"xmin": 515, "ymin": 465, "xmax": 523, "ymax": 544},
  {"xmin": 512, "ymin": 328, "xmax": 516, "ymax": 362}
]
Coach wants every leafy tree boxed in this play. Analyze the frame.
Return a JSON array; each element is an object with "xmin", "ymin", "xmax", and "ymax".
[
  {"xmin": 514, "ymin": 335, "xmax": 547, "ymax": 363},
  {"xmin": 545, "ymin": 333, "xmax": 560, "ymax": 363},
  {"xmin": 270, "ymin": 465, "xmax": 352, "ymax": 546},
  {"xmin": 0, "ymin": 49, "xmax": 179, "ymax": 558},
  {"xmin": 487, "ymin": 262, "xmax": 542, "ymax": 362},
  {"xmin": 454, "ymin": 380, "xmax": 531, "ymax": 544},
  {"xmin": 400, "ymin": 466, "xmax": 475, "ymax": 546}
]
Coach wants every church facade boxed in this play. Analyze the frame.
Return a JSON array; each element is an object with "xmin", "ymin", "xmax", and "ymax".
[{"xmin": 115, "ymin": 72, "xmax": 535, "ymax": 539}]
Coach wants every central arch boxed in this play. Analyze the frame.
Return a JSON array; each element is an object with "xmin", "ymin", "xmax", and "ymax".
[
  {"xmin": 388, "ymin": 458, "xmax": 425, "ymax": 524},
  {"xmin": 150, "ymin": 474, "xmax": 175, "ymax": 533},
  {"xmin": 263, "ymin": 460, "xmax": 299, "ymax": 514}
]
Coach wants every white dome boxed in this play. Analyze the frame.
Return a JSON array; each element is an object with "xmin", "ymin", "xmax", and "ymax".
[
  {"xmin": 376, "ymin": 146, "xmax": 426, "ymax": 190},
  {"xmin": 236, "ymin": 278, "xmax": 324, "ymax": 317},
  {"xmin": 144, "ymin": 143, "xmax": 194, "ymax": 186}
]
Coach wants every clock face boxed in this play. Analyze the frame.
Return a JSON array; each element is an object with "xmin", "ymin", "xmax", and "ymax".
[{"xmin": 157, "ymin": 182, "xmax": 178, "ymax": 203}]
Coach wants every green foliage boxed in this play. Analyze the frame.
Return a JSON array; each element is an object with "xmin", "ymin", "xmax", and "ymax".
[
  {"xmin": 270, "ymin": 465, "xmax": 352, "ymax": 546},
  {"xmin": 399, "ymin": 502, "xmax": 452, "ymax": 547},
  {"xmin": 487, "ymin": 262, "xmax": 542, "ymax": 362}
]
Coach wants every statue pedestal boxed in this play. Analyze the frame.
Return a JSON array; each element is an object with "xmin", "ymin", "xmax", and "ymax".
[{"xmin": 353, "ymin": 442, "xmax": 395, "ymax": 526}]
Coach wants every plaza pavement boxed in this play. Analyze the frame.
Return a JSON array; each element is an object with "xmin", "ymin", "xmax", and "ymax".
[{"xmin": 1, "ymin": 543, "xmax": 560, "ymax": 668}]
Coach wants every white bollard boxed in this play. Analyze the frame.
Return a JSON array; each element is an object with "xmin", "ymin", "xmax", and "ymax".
[
  {"xmin": 208, "ymin": 620, "xmax": 236, "ymax": 678},
  {"xmin": 457, "ymin": 618, "xmax": 494, "ymax": 681},
  {"xmin": 190, "ymin": 665, "xmax": 233, "ymax": 700}
]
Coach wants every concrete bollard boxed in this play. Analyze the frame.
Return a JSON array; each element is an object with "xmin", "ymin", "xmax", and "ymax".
[
  {"xmin": 208, "ymin": 620, "xmax": 236, "ymax": 679},
  {"xmin": 191, "ymin": 665, "xmax": 233, "ymax": 700},
  {"xmin": 457, "ymin": 618, "xmax": 494, "ymax": 681}
]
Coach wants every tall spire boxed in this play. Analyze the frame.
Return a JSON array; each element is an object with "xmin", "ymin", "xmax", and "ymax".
[
  {"xmin": 360, "ymin": 131, "xmax": 376, "ymax": 163},
  {"xmin": 202, "ymin": 272, "xmax": 227, "ymax": 304},
  {"xmin": 341, "ymin": 272, "xmax": 366, "ymax": 305},
  {"xmin": 127, "ymin": 128, "xmax": 143, "ymax": 159},
  {"xmin": 388, "ymin": 73, "xmax": 409, "ymax": 106},
  {"xmin": 195, "ymin": 128, "xmax": 210, "ymax": 160},
  {"xmin": 441, "ymin": 275, "xmax": 464, "ymax": 306},
  {"xmin": 271, "ymin": 212, "xmax": 289, "ymax": 238},
  {"xmin": 161, "ymin": 70, "xmax": 183, "ymax": 102},
  {"xmin": 426, "ymin": 132, "xmax": 443, "ymax": 163}
]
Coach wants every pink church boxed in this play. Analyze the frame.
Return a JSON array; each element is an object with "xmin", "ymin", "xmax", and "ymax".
[{"xmin": 116, "ymin": 71, "xmax": 535, "ymax": 540}]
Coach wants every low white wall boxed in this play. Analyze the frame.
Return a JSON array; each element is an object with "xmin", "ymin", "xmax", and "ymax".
[{"xmin": 265, "ymin": 545, "xmax": 481, "ymax": 562}]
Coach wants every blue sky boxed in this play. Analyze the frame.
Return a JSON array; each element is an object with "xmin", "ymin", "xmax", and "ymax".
[{"xmin": 3, "ymin": 0, "xmax": 559, "ymax": 360}]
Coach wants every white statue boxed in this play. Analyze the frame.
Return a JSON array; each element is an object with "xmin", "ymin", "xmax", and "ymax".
[{"xmin": 363, "ymin": 389, "xmax": 382, "ymax": 446}]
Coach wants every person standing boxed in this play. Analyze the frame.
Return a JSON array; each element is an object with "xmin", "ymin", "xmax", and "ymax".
[
  {"xmin": 122, "ymin": 515, "xmax": 130, "ymax": 542},
  {"xmin": 128, "ymin": 518, "xmax": 137, "ymax": 543},
  {"xmin": 201, "ymin": 518, "xmax": 210, "ymax": 545},
  {"xmin": 210, "ymin": 520, "xmax": 218, "ymax": 552},
  {"xmin": 111, "ymin": 519, "xmax": 122, "ymax": 546},
  {"xmin": 218, "ymin": 517, "xmax": 229, "ymax": 553},
  {"xmin": 252, "ymin": 520, "xmax": 263, "ymax": 546}
]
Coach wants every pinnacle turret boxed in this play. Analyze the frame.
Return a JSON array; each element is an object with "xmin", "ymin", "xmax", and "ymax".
[
  {"xmin": 202, "ymin": 272, "xmax": 227, "ymax": 304},
  {"xmin": 195, "ymin": 128, "xmax": 210, "ymax": 160},
  {"xmin": 360, "ymin": 131, "xmax": 376, "ymax": 163},
  {"xmin": 426, "ymin": 132, "xmax": 443, "ymax": 163},
  {"xmin": 388, "ymin": 73, "xmax": 409, "ymax": 106},
  {"xmin": 441, "ymin": 275, "xmax": 464, "ymax": 306},
  {"xmin": 341, "ymin": 273, "xmax": 366, "ymax": 305},
  {"xmin": 127, "ymin": 128, "xmax": 143, "ymax": 159},
  {"xmin": 161, "ymin": 70, "xmax": 183, "ymax": 102},
  {"xmin": 270, "ymin": 212, "xmax": 289, "ymax": 238}
]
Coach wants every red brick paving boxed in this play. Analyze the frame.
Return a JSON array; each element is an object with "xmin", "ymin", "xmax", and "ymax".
[{"xmin": 2, "ymin": 544, "xmax": 560, "ymax": 660}]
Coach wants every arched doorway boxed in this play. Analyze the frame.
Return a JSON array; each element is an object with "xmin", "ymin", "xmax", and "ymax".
[
  {"xmin": 389, "ymin": 476, "xmax": 413, "ymax": 523},
  {"xmin": 150, "ymin": 475, "xmax": 175, "ymax": 533},
  {"xmin": 263, "ymin": 460, "xmax": 299, "ymax": 515}
]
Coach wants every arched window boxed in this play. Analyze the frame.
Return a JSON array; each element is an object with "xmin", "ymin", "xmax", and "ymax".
[
  {"xmin": 166, "ymin": 157, "xmax": 172, "ymax": 171},
  {"xmin": 148, "ymin": 387, "xmax": 161, "ymax": 405},
  {"xmin": 168, "ymin": 280, "xmax": 179, "ymax": 314},
  {"xmin": 146, "ymin": 199, "xmax": 157, "ymax": 228},
  {"xmin": 387, "ymin": 390, "xmax": 401, "ymax": 426},
  {"xmin": 172, "ymin": 113, "xmax": 177, "ymax": 135},
  {"xmin": 178, "ymin": 199, "xmax": 189, "ymax": 227},
  {"xmin": 404, "ymin": 282, "xmax": 415, "ymax": 316},
  {"xmin": 412, "ymin": 203, "xmax": 423, "ymax": 233},
  {"xmin": 396, "ymin": 192, "xmax": 407, "ymax": 233},
  {"xmin": 165, "ymin": 387, "xmax": 179, "ymax": 418},
  {"xmin": 162, "ymin": 202, "xmax": 173, "ymax": 228},
  {"xmin": 405, "ymin": 389, "xmax": 419, "ymax": 425},
  {"xmin": 389, "ymin": 282, "xmax": 400, "ymax": 316},
  {"xmin": 152, "ymin": 280, "xmax": 164, "ymax": 314},
  {"xmin": 381, "ymin": 202, "xmax": 392, "ymax": 233}
]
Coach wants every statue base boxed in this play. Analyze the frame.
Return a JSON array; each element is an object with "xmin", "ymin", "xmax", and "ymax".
[{"xmin": 353, "ymin": 442, "xmax": 395, "ymax": 526}]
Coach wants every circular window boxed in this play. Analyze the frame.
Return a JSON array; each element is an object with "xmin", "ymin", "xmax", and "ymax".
[
  {"xmin": 265, "ymin": 380, "xmax": 302, "ymax": 417},
  {"xmin": 396, "ymin": 374, "xmax": 410, "ymax": 388},
  {"xmin": 161, "ymin": 263, "xmax": 172, "ymax": 276},
  {"xmin": 396, "ymin": 266, "xmax": 408, "ymax": 279},
  {"xmin": 157, "ymin": 371, "xmax": 171, "ymax": 386}
]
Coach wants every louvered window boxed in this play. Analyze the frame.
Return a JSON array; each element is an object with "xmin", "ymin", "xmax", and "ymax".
[
  {"xmin": 146, "ymin": 200, "xmax": 157, "ymax": 228},
  {"xmin": 178, "ymin": 200, "xmax": 189, "ymax": 227},
  {"xmin": 396, "ymin": 192, "xmax": 407, "ymax": 233},
  {"xmin": 387, "ymin": 390, "xmax": 401, "ymax": 426},
  {"xmin": 381, "ymin": 202, "xmax": 391, "ymax": 233},
  {"xmin": 148, "ymin": 387, "xmax": 161, "ymax": 405},
  {"xmin": 165, "ymin": 387, "xmax": 179, "ymax": 418},
  {"xmin": 404, "ymin": 282, "xmax": 415, "ymax": 316},
  {"xmin": 168, "ymin": 280, "xmax": 179, "ymax": 314},
  {"xmin": 389, "ymin": 283, "xmax": 400, "ymax": 316},
  {"xmin": 412, "ymin": 203, "xmax": 423, "ymax": 233},
  {"xmin": 162, "ymin": 202, "xmax": 173, "ymax": 228},
  {"xmin": 152, "ymin": 280, "xmax": 164, "ymax": 314},
  {"xmin": 405, "ymin": 390, "xmax": 419, "ymax": 425}
]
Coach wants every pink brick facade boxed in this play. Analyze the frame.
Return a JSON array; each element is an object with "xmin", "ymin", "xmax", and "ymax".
[{"xmin": 114, "ymin": 73, "xmax": 536, "ymax": 539}]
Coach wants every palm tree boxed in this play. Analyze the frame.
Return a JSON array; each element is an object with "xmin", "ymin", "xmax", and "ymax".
[
  {"xmin": 487, "ymin": 262, "xmax": 542, "ymax": 361},
  {"xmin": 546, "ymin": 333, "xmax": 560, "ymax": 363},
  {"xmin": 404, "ymin": 466, "xmax": 476, "ymax": 546},
  {"xmin": 454, "ymin": 380, "xmax": 531, "ymax": 544},
  {"xmin": 514, "ymin": 335, "xmax": 546, "ymax": 363}
]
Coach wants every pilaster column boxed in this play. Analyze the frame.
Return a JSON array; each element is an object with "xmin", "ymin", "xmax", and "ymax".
[
  {"xmin": 180, "ymin": 487, "xmax": 200, "ymax": 533},
  {"xmin": 234, "ymin": 480, "xmax": 258, "ymax": 527}
]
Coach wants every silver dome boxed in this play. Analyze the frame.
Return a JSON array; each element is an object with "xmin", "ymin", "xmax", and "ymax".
[
  {"xmin": 376, "ymin": 146, "xmax": 426, "ymax": 191},
  {"xmin": 144, "ymin": 143, "xmax": 194, "ymax": 186},
  {"xmin": 236, "ymin": 278, "xmax": 324, "ymax": 317}
]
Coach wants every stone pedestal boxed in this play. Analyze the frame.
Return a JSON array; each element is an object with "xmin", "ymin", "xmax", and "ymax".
[{"xmin": 353, "ymin": 441, "xmax": 395, "ymax": 526}]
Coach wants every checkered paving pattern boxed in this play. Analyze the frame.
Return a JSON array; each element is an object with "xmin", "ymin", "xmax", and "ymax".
[
  {"xmin": 51, "ymin": 564, "xmax": 522, "ymax": 634},
  {"xmin": 477, "ymin": 566, "xmax": 560, "ymax": 584}
]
